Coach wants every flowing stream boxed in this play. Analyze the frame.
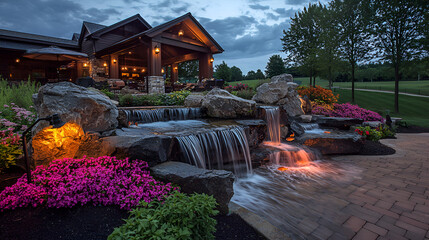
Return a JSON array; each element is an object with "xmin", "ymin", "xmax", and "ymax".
[
  {"xmin": 231, "ymin": 106, "xmax": 361, "ymax": 239},
  {"xmin": 123, "ymin": 108, "xmax": 201, "ymax": 123}
]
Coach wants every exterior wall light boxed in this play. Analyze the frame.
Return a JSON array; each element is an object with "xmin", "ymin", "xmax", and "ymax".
[
  {"xmin": 174, "ymin": 66, "xmax": 178, "ymax": 70},
  {"xmin": 161, "ymin": 68, "xmax": 165, "ymax": 74},
  {"xmin": 23, "ymin": 114, "xmax": 65, "ymax": 182},
  {"xmin": 83, "ymin": 63, "xmax": 88, "ymax": 67},
  {"xmin": 210, "ymin": 57, "xmax": 214, "ymax": 63},
  {"xmin": 178, "ymin": 30, "xmax": 184, "ymax": 36},
  {"xmin": 15, "ymin": 58, "xmax": 20, "ymax": 63},
  {"xmin": 133, "ymin": 68, "xmax": 136, "ymax": 71},
  {"xmin": 113, "ymin": 59, "xmax": 117, "ymax": 64},
  {"xmin": 103, "ymin": 62, "xmax": 107, "ymax": 67},
  {"xmin": 154, "ymin": 45, "xmax": 160, "ymax": 54},
  {"xmin": 141, "ymin": 69, "xmax": 145, "ymax": 73},
  {"xmin": 128, "ymin": 51, "xmax": 132, "ymax": 55}
]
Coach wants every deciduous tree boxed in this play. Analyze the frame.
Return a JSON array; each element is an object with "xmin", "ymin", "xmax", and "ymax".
[{"xmin": 265, "ymin": 54, "xmax": 286, "ymax": 78}]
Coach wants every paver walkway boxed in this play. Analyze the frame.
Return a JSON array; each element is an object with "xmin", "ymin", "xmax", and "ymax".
[
  {"xmin": 296, "ymin": 133, "xmax": 429, "ymax": 240},
  {"xmin": 235, "ymin": 133, "xmax": 429, "ymax": 240}
]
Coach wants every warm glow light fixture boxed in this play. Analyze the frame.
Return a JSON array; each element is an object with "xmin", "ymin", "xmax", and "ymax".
[
  {"xmin": 15, "ymin": 58, "xmax": 20, "ymax": 63},
  {"xmin": 83, "ymin": 63, "xmax": 88, "ymax": 67},
  {"xmin": 113, "ymin": 59, "xmax": 117, "ymax": 63},
  {"xmin": 124, "ymin": 67, "xmax": 128, "ymax": 70},
  {"xmin": 161, "ymin": 68, "xmax": 165, "ymax": 73},
  {"xmin": 128, "ymin": 51, "xmax": 132, "ymax": 55},
  {"xmin": 133, "ymin": 68, "xmax": 136, "ymax": 71},
  {"xmin": 174, "ymin": 66, "xmax": 178, "ymax": 70},
  {"xmin": 121, "ymin": 67, "xmax": 125, "ymax": 70},
  {"xmin": 141, "ymin": 69, "xmax": 145, "ymax": 72},
  {"xmin": 103, "ymin": 62, "xmax": 107, "ymax": 67},
  {"xmin": 22, "ymin": 114, "xmax": 65, "ymax": 182},
  {"xmin": 154, "ymin": 45, "xmax": 160, "ymax": 54},
  {"xmin": 210, "ymin": 57, "xmax": 214, "ymax": 63},
  {"xmin": 178, "ymin": 30, "xmax": 184, "ymax": 36}
]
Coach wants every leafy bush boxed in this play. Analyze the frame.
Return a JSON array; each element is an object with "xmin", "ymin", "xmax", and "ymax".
[
  {"xmin": 119, "ymin": 91, "xmax": 191, "ymax": 107},
  {"xmin": 312, "ymin": 103, "xmax": 383, "ymax": 122},
  {"xmin": 297, "ymin": 85, "xmax": 338, "ymax": 105},
  {"xmin": 0, "ymin": 103, "xmax": 36, "ymax": 134},
  {"xmin": 100, "ymin": 89, "xmax": 115, "ymax": 99},
  {"xmin": 0, "ymin": 130, "xmax": 22, "ymax": 171},
  {"xmin": 355, "ymin": 126, "xmax": 382, "ymax": 141},
  {"xmin": 161, "ymin": 90, "xmax": 191, "ymax": 106},
  {"xmin": 231, "ymin": 89, "xmax": 255, "ymax": 100},
  {"xmin": 378, "ymin": 124, "xmax": 396, "ymax": 138},
  {"xmin": 0, "ymin": 78, "xmax": 40, "ymax": 109},
  {"xmin": 119, "ymin": 94, "xmax": 134, "ymax": 107},
  {"xmin": 0, "ymin": 156, "xmax": 175, "ymax": 210},
  {"xmin": 108, "ymin": 191, "xmax": 218, "ymax": 240}
]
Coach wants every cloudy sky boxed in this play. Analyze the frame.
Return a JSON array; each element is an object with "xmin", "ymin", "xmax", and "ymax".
[{"xmin": 0, "ymin": 0, "xmax": 326, "ymax": 73}]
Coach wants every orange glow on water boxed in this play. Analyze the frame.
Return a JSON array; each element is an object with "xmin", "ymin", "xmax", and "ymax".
[
  {"xmin": 324, "ymin": 131, "xmax": 331, "ymax": 134},
  {"xmin": 286, "ymin": 132, "xmax": 295, "ymax": 142}
]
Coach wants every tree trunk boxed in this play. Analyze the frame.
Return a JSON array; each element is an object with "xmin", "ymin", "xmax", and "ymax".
[
  {"xmin": 309, "ymin": 75, "xmax": 313, "ymax": 87},
  {"xmin": 351, "ymin": 64, "xmax": 355, "ymax": 103},
  {"xmin": 394, "ymin": 65, "xmax": 400, "ymax": 113}
]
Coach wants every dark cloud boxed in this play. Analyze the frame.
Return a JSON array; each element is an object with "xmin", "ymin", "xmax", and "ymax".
[
  {"xmin": 273, "ymin": 8, "xmax": 296, "ymax": 17},
  {"xmin": 285, "ymin": 0, "xmax": 319, "ymax": 5},
  {"xmin": 266, "ymin": 13, "xmax": 280, "ymax": 21},
  {"xmin": 198, "ymin": 15, "xmax": 290, "ymax": 59},
  {"xmin": 249, "ymin": 4, "xmax": 270, "ymax": 10},
  {"xmin": 0, "ymin": 0, "xmax": 120, "ymax": 39}
]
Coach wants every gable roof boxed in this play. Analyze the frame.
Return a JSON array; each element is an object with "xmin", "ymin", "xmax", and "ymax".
[
  {"xmin": 83, "ymin": 21, "xmax": 107, "ymax": 34},
  {"xmin": 90, "ymin": 14, "xmax": 151, "ymax": 38},
  {"xmin": 0, "ymin": 29, "xmax": 78, "ymax": 49},
  {"xmin": 144, "ymin": 13, "xmax": 223, "ymax": 53},
  {"xmin": 72, "ymin": 33, "xmax": 80, "ymax": 41}
]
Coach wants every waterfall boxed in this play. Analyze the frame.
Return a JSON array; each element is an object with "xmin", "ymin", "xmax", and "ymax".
[
  {"xmin": 261, "ymin": 106, "xmax": 317, "ymax": 167},
  {"xmin": 261, "ymin": 106, "xmax": 281, "ymax": 144},
  {"xmin": 123, "ymin": 108, "xmax": 201, "ymax": 123},
  {"xmin": 176, "ymin": 126, "xmax": 252, "ymax": 176}
]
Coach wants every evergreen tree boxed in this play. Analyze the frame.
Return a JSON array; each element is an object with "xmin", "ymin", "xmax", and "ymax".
[
  {"xmin": 214, "ymin": 61, "xmax": 231, "ymax": 81},
  {"xmin": 265, "ymin": 55, "xmax": 287, "ymax": 78},
  {"xmin": 255, "ymin": 69, "xmax": 266, "ymax": 79},
  {"xmin": 230, "ymin": 66, "xmax": 243, "ymax": 81}
]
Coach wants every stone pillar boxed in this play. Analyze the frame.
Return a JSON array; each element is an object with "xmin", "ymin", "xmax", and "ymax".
[
  {"xmin": 171, "ymin": 63, "xmax": 178, "ymax": 83},
  {"xmin": 109, "ymin": 54, "xmax": 119, "ymax": 79},
  {"xmin": 199, "ymin": 53, "xmax": 213, "ymax": 81},
  {"xmin": 148, "ymin": 76, "xmax": 165, "ymax": 94}
]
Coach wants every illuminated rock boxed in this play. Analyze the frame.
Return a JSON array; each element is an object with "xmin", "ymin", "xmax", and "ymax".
[
  {"xmin": 33, "ymin": 82, "xmax": 118, "ymax": 133},
  {"xmin": 32, "ymin": 122, "xmax": 85, "ymax": 166}
]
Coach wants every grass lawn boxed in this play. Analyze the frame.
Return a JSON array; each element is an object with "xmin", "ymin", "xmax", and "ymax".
[
  {"xmin": 335, "ymin": 89, "xmax": 429, "ymax": 127},
  {"xmin": 226, "ymin": 77, "xmax": 320, "ymax": 89},
  {"xmin": 332, "ymin": 80, "xmax": 429, "ymax": 96}
]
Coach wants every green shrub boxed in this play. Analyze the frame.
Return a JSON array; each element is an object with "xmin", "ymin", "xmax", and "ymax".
[
  {"xmin": 108, "ymin": 191, "xmax": 218, "ymax": 240},
  {"xmin": 161, "ymin": 90, "xmax": 191, "ymax": 106},
  {"xmin": 378, "ymin": 124, "xmax": 396, "ymax": 139},
  {"xmin": 0, "ymin": 130, "xmax": 22, "ymax": 171},
  {"xmin": 100, "ymin": 89, "xmax": 115, "ymax": 99},
  {"xmin": 0, "ymin": 77, "xmax": 40, "ymax": 109},
  {"xmin": 232, "ymin": 89, "xmax": 255, "ymax": 100},
  {"xmin": 119, "ymin": 94, "xmax": 134, "ymax": 107}
]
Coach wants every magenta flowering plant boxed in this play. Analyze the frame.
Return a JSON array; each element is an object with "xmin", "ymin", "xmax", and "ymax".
[
  {"xmin": 0, "ymin": 156, "xmax": 176, "ymax": 210},
  {"xmin": 0, "ymin": 103, "xmax": 36, "ymax": 134},
  {"xmin": 312, "ymin": 103, "xmax": 383, "ymax": 122}
]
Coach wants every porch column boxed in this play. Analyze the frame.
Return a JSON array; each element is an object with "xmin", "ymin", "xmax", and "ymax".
[
  {"xmin": 171, "ymin": 63, "xmax": 178, "ymax": 83},
  {"xmin": 199, "ymin": 53, "xmax": 213, "ymax": 81},
  {"xmin": 109, "ymin": 54, "xmax": 119, "ymax": 79},
  {"xmin": 148, "ymin": 41, "xmax": 164, "ymax": 94}
]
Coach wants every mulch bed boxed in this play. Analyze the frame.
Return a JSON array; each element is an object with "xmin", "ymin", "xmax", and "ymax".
[
  {"xmin": 0, "ymin": 206, "xmax": 265, "ymax": 240},
  {"xmin": 359, "ymin": 140, "xmax": 396, "ymax": 155},
  {"xmin": 396, "ymin": 125, "xmax": 429, "ymax": 133}
]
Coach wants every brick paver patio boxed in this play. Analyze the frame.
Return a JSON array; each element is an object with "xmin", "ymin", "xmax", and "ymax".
[{"xmin": 289, "ymin": 133, "xmax": 429, "ymax": 240}]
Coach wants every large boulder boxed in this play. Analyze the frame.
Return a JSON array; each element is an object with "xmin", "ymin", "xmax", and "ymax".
[
  {"xmin": 33, "ymin": 82, "xmax": 118, "ymax": 133},
  {"xmin": 100, "ymin": 135, "xmax": 174, "ymax": 167},
  {"xmin": 271, "ymin": 73, "xmax": 293, "ymax": 83},
  {"xmin": 151, "ymin": 161, "xmax": 235, "ymax": 215},
  {"xmin": 315, "ymin": 117, "xmax": 364, "ymax": 130},
  {"xmin": 184, "ymin": 94, "xmax": 205, "ymax": 108},
  {"xmin": 202, "ymin": 88, "xmax": 256, "ymax": 118},
  {"xmin": 296, "ymin": 132, "xmax": 364, "ymax": 155},
  {"xmin": 252, "ymin": 74, "xmax": 304, "ymax": 116}
]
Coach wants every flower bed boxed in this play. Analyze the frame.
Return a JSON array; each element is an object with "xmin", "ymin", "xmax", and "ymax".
[
  {"xmin": 0, "ymin": 156, "xmax": 175, "ymax": 210},
  {"xmin": 297, "ymin": 85, "xmax": 339, "ymax": 105},
  {"xmin": 312, "ymin": 103, "xmax": 383, "ymax": 122}
]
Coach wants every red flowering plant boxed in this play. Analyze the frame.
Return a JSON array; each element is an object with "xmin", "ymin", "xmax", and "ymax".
[
  {"xmin": 224, "ymin": 83, "xmax": 249, "ymax": 92},
  {"xmin": 355, "ymin": 126, "xmax": 382, "ymax": 141},
  {"xmin": 0, "ymin": 129, "xmax": 22, "ymax": 171},
  {"xmin": 0, "ymin": 156, "xmax": 176, "ymax": 210}
]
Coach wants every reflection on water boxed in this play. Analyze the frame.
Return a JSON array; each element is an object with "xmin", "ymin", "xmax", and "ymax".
[{"xmin": 232, "ymin": 160, "xmax": 362, "ymax": 239}]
